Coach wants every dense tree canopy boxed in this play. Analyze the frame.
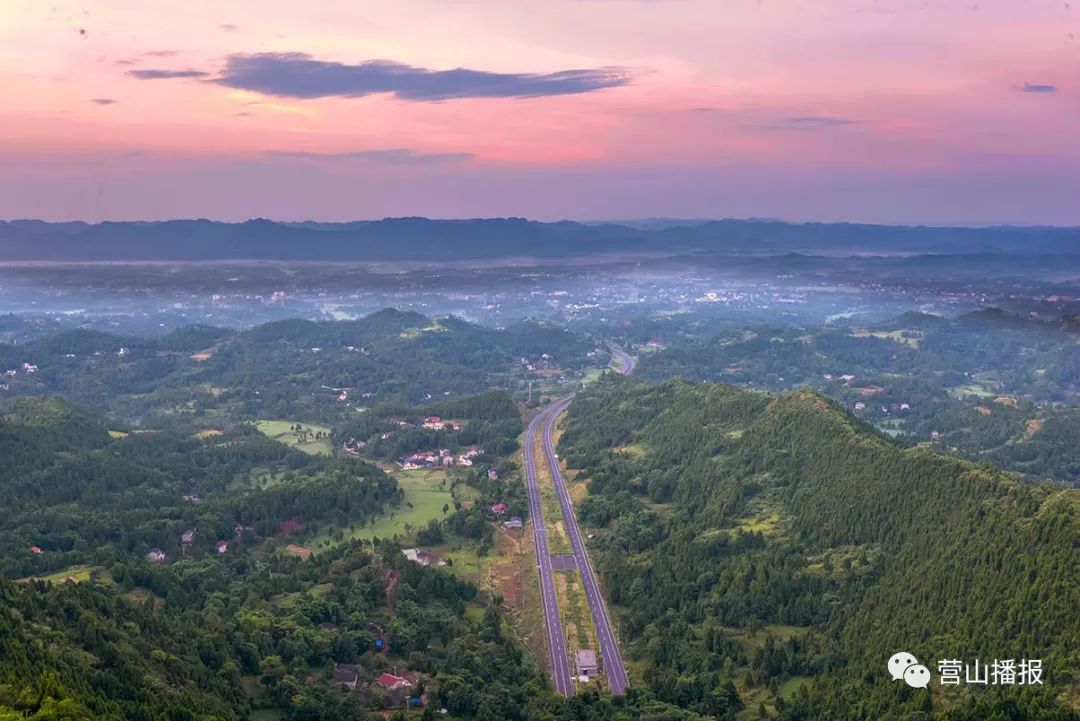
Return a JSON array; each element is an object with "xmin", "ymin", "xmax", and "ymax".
[{"xmin": 560, "ymin": 375, "xmax": 1080, "ymax": 720}]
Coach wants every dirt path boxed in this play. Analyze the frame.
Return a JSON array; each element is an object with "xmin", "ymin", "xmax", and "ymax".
[{"xmin": 496, "ymin": 525, "xmax": 523, "ymax": 552}]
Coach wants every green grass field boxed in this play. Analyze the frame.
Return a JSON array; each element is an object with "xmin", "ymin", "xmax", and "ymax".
[
  {"xmin": 851, "ymin": 328, "xmax": 920, "ymax": 349},
  {"xmin": 949, "ymin": 384, "xmax": 996, "ymax": 399},
  {"xmin": 17, "ymin": 564, "xmax": 104, "ymax": 585},
  {"xmin": 877, "ymin": 418, "xmax": 907, "ymax": 438},
  {"xmin": 559, "ymin": 570, "xmax": 593, "ymax": 649},
  {"xmin": 439, "ymin": 545, "xmax": 492, "ymax": 583},
  {"xmin": 399, "ymin": 319, "xmax": 448, "ymax": 339},
  {"xmin": 778, "ymin": 675, "xmax": 813, "ymax": 701},
  {"xmin": 310, "ymin": 469, "xmax": 455, "ymax": 546},
  {"xmin": 613, "ymin": 442, "xmax": 647, "ymax": 457},
  {"xmin": 452, "ymin": 480, "xmax": 482, "ymax": 508},
  {"xmin": 254, "ymin": 420, "xmax": 332, "ymax": 455},
  {"xmin": 247, "ymin": 467, "xmax": 290, "ymax": 490},
  {"xmin": 734, "ymin": 512, "xmax": 781, "ymax": 534},
  {"xmin": 538, "ymin": 484, "xmax": 572, "ymax": 555},
  {"xmin": 581, "ymin": 367, "xmax": 605, "ymax": 385}
]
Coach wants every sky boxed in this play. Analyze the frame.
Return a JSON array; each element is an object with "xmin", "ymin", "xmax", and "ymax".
[{"xmin": 1, "ymin": 0, "xmax": 1077, "ymax": 225}]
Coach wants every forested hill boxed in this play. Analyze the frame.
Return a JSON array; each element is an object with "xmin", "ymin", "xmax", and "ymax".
[
  {"xmin": 631, "ymin": 309, "xmax": 1080, "ymax": 486},
  {"xmin": 559, "ymin": 375, "xmax": 1080, "ymax": 720},
  {"xmin": 0, "ymin": 309, "xmax": 593, "ymax": 421},
  {"xmin": 1, "ymin": 217, "xmax": 1078, "ymax": 261},
  {"xmin": 0, "ymin": 393, "xmax": 700, "ymax": 721}
]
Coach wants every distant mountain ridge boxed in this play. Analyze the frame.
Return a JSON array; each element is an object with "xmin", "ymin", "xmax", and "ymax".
[{"xmin": 0, "ymin": 217, "xmax": 1077, "ymax": 261}]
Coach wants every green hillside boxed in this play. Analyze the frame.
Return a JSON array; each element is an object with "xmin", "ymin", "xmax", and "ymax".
[
  {"xmin": 560, "ymin": 375, "xmax": 1080, "ymax": 720},
  {"xmin": 0, "ymin": 310, "xmax": 595, "ymax": 425}
]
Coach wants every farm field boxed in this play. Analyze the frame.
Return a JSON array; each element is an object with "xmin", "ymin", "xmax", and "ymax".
[
  {"xmin": 17, "ymin": 564, "xmax": 103, "ymax": 585},
  {"xmin": 949, "ymin": 383, "xmax": 996, "ymax": 399},
  {"xmin": 850, "ymin": 328, "xmax": 921, "ymax": 348},
  {"xmin": 581, "ymin": 367, "xmax": 605, "ymax": 385},
  {"xmin": 310, "ymin": 469, "xmax": 456, "ymax": 546},
  {"xmin": 254, "ymin": 420, "xmax": 332, "ymax": 455}
]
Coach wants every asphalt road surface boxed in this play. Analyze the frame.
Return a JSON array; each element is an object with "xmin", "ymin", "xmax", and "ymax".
[
  {"xmin": 610, "ymin": 345, "xmax": 637, "ymax": 375},
  {"xmin": 523, "ymin": 348, "xmax": 636, "ymax": 696},
  {"xmin": 523, "ymin": 404, "xmax": 573, "ymax": 697},
  {"xmin": 542, "ymin": 397, "xmax": 630, "ymax": 695}
]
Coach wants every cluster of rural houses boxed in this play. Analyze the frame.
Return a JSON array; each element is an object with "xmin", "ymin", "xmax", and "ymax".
[
  {"xmin": 852, "ymin": 401, "xmax": 912, "ymax": 413},
  {"xmin": 398, "ymin": 446, "xmax": 483, "ymax": 470},
  {"xmin": 420, "ymin": 416, "xmax": 462, "ymax": 431},
  {"xmin": 144, "ymin": 526, "xmax": 234, "ymax": 563},
  {"xmin": 387, "ymin": 416, "xmax": 463, "ymax": 432},
  {"xmin": 376, "ymin": 416, "xmax": 464, "ymax": 443},
  {"xmin": 489, "ymin": 503, "xmax": 522, "ymax": 529},
  {"xmin": 331, "ymin": 664, "xmax": 427, "ymax": 709},
  {"xmin": 823, "ymin": 374, "xmax": 915, "ymax": 414},
  {"xmin": 3, "ymin": 362, "xmax": 39, "ymax": 382}
]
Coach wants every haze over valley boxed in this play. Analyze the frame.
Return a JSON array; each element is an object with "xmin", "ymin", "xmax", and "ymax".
[{"xmin": 2, "ymin": 2, "xmax": 1079, "ymax": 720}]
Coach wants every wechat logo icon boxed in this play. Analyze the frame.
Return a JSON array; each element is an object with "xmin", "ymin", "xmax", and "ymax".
[{"xmin": 888, "ymin": 652, "xmax": 931, "ymax": 689}]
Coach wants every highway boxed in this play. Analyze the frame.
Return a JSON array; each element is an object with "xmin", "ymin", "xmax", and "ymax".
[
  {"xmin": 523, "ymin": 404, "xmax": 574, "ymax": 697},
  {"xmin": 541, "ymin": 397, "xmax": 631, "ymax": 695},
  {"xmin": 521, "ymin": 348, "xmax": 636, "ymax": 695},
  {"xmin": 609, "ymin": 345, "xmax": 637, "ymax": 375}
]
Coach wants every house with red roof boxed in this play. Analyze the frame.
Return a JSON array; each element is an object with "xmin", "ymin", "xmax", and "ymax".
[{"xmin": 376, "ymin": 673, "xmax": 412, "ymax": 691}]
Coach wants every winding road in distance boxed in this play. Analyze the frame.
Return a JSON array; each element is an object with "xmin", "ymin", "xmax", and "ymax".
[
  {"xmin": 609, "ymin": 345, "xmax": 637, "ymax": 375},
  {"xmin": 523, "ymin": 346, "xmax": 636, "ymax": 696}
]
